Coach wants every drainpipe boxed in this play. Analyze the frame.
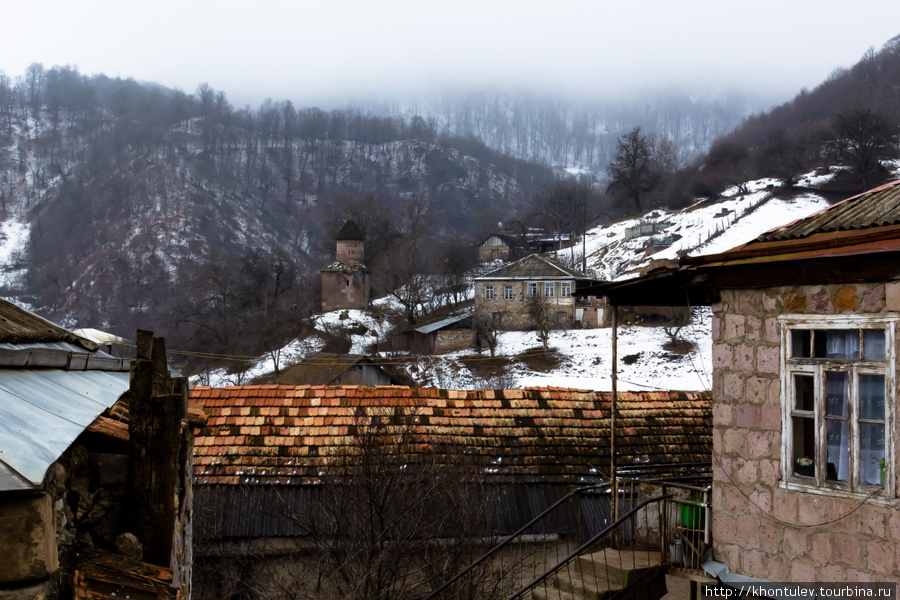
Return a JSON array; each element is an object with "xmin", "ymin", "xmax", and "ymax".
[{"xmin": 610, "ymin": 302, "xmax": 618, "ymax": 547}]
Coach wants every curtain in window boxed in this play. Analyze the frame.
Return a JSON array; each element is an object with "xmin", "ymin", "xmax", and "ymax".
[{"xmin": 823, "ymin": 330, "xmax": 860, "ymax": 359}]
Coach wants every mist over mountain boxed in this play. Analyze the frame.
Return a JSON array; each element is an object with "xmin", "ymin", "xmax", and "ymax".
[
  {"xmin": 1, "ymin": 31, "xmax": 898, "ymax": 370},
  {"xmin": 372, "ymin": 90, "xmax": 770, "ymax": 171}
]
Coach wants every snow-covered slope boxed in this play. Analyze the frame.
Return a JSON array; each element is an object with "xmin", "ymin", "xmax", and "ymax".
[
  {"xmin": 583, "ymin": 177, "xmax": 831, "ymax": 280},
  {"xmin": 195, "ymin": 175, "xmax": 844, "ymax": 392}
]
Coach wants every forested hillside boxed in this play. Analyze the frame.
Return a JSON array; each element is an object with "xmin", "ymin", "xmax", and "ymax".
[
  {"xmin": 0, "ymin": 68, "xmax": 552, "ymax": 359},
  {"xmin": 681, "ymin": 35, "xmax": 900, "ymax": 199}
]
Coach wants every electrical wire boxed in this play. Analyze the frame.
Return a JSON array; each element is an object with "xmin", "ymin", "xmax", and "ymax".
[{"xmin": 713, "ymin": 452, "xmax": 882, "ymax": 529}]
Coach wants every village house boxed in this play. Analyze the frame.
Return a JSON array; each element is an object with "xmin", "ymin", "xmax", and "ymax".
[
  {"xmin": 477, "ymin": 233, "xmax": 529, "ymax": 263},
  {"xmin": 0, "ymin": 301, "xmax": 202, "ymax": 600},
  {"xmin": 320, "ymin": 220, "xmax": 370, "ymax": 311},
  {"xmin": 579, "ymin": 180, "xmax": 900, "ymax": 583},
  {"xmin": 189, "ymin": 384, "xmax": 711, "ymax": 599},
  {"xmin": 385, "ymin": 308, "xmax": 475, "ymax": 354},
  {"xmin": 474, "ymin": 254, "xmax": 601, "ymax": 329}
]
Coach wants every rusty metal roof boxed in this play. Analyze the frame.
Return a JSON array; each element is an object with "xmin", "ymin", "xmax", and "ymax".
[
  {"xmin": 0, "ymin": 299, "xmax": 98, "ymax": 351},
  {"xmin": 758, "ymin": 179, "xmax": 900, "ymax": 241},
  {"xmin": 476, "ymin": 254, "xmax": 588, "ymax": 280},
  {"xmin": 275, "ymin": 353, "xmax": 397, "ymax": 386},
  {"xmin": 191, "ymin": 385, "xmax": 711, "ymax": 486}
]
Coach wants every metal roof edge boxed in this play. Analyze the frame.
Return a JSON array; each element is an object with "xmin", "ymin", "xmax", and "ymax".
[{"xmin": 0, "ymin": 345, "xmax": 131, "ymax": 371}]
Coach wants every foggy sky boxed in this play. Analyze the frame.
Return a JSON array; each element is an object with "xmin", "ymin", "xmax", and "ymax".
[{"xmin": 5, "ymin": 0, "xmax": 900, "ymax": 108}]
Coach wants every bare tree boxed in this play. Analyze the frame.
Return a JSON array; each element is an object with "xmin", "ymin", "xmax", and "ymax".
[
  {"xmin": 605, "ymin": 127, "xmax": 676, "ymax": 213},
  {"xmin": 526, "ymin": 294, "xmax": 554, "ymax": 351},
  {"xmin": 474, "ymin": 309, "xmax": 504, "ymax": 357},
  {"xmin": 828, "ymin": 108, "xmax": 900, "ymax": 190}
]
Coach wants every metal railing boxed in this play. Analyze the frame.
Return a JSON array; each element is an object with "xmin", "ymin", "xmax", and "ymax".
[
  {"xmin": 657, "ymin": 481, "xmax": 712, "ymax": 574},
  {"xmin": 421, "ymin": 478, "xmax": 712, "ymax": 600},
  {"xmin": 422, "ymin": 483, "xmax": 616, "ymax": 600},
  {"xmin": 507, "ymin": 491, "xmax": 673, "ymax": 600}
]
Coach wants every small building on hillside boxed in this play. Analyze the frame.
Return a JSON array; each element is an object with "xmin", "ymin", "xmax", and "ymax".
[
  {"xmin": 321, "ymin": 220, "xmax": 370, "ymax": 312},
  {"xmin": 579, "ymin": 180, "xmax": 900, "ymax": 584},
  {"xmin": 276, "ymin": 352, "xmax": 403, "ymax": 386},
  {"xmin": 474, "ymin": 254, "xmax": 601, "ymax": 329},
  {"xmin": 478, "ymin": 233, "xmax": 529, "ymax": 263},
  {"xmin": 386, "ymin": 308, "xmax": 475, "ymax": 354}
]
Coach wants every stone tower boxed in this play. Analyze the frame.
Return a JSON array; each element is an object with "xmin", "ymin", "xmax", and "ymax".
[{"xmin": 321, "ymin": 220, "xmax": 370, "ymax": 311}]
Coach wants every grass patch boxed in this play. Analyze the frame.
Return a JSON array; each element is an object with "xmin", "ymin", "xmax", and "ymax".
[
  {"xmin": 458, "ymin": 354, "xmax": 512, "ymax": 379},
  {"xmin": 517, "ymin": 347, "xmax": 562, "ymax": 372}
]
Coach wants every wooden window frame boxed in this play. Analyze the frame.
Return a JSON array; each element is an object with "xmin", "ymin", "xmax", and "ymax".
[
  {"xmin": 483, "ymin": 285, "xmax": 495, "ymax": 301},
  {"xmin": 561, "ymin": 282, "xmax": 572, "ymax": 297},
  {"xmin": 503, "ymin": 285, "xmax": 515, "ymax": 300},
  {"xmin": 780, "ymin": 314, "xmax": 897, "ymax": 500},
  {"xmin": 527, "ymin": 282, "xmax": 538, "ymax": 297},
  {"xmin": 544, "ymin": 282, "xmax": 555, "ymax": 297}
]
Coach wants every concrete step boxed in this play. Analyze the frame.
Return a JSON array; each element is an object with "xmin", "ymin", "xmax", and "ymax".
[
  {"xmin": 552, "ymin": 570, "xmax": 617, "ymax": 600},
  {"xmin": 531, "ymin": 586, "xmax": 588, "ymax": 600},
  {"xmin": 574, "ymin": 548, "xmax": 662, "ymax": 586}
]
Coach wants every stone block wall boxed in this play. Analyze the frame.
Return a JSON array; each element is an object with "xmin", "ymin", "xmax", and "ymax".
[
  {"xmin": 0, "ymin": 494, "xmax": 57, "ymax": 586},
  {"xmin": 711, "ymin": 282, "xmax": 900, "ymax": 581},
  {"xmin": 321, "ymin": 271, "xmax": 369, "ymax": 311},
  {"xmin": 434, "ymin": 330, "xmax": 475, "ymax": 354},
  {"xmin": 474, "ymin": 281, "xmax": 575, "ymax": 330}
]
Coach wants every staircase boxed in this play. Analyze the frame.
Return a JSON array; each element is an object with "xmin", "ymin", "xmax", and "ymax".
[{"xmin": 531, "ymin": 549, "xmax": 667, "ymax": 600}]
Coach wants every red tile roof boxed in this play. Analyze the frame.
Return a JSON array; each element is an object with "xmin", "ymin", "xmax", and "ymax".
[{"xmin": 191, "ymin": 385, "xmax": 711, "ymax": 485}]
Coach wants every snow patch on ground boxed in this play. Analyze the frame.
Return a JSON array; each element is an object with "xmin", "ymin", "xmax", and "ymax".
[{"xmin": 0, "ymin": 219, "xmax": 30, "ymax": 290}]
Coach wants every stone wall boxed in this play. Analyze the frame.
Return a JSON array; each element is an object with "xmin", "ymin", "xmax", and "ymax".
[
  {"xmin": 0, "ymin": 493, "xmax": 57, "ymax": 599},
  {"xmin": 321, "ymin": 271, "xmax": 369, "ymax": 311},
  {"xmin": 711, "ymin": 282, "xmax": 900, "ymax": 581},
  {"xmin": 434, "ymin": 330, "xmax": 475, "ymax": 354},
  {"xmin": 336, "ymin": 239, "xmax": 364, "ymax": 263},
  {"xmin": 474, "ymin": 281, "xmax": 575, "ymax": 330}
]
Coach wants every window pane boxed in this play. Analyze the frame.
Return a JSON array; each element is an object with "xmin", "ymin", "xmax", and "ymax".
[
  {"xmin": 859, "ymin": 423, "xmax": 886, "ymax": 486},
  {"xmin": 792, "ymin": 417, "xmax": 816, "ymax": 477},
  {"xmin": 859, "ymin": 374, "xmax": 886, "ymax": 420},
  {"xmin": 794, "ymin": 374, "xmax": 814, "ymax": 411},
  {"xmin": 825, "ymin": 419, "xmax": 850, "ymax": 482},
  {"xmin": 825, "ymin": 372, "xmax": 849, "ymax": 417},
  {"xmin": 791, "ymin": 330, "xmax": 811, "ymax": 358},
  {"xmin": 863, "ymin": 330, "xmax": 886, "ymax": 360},
  {"xmin": 814, "ymin": 329, "xmax": 860, "ymax": 359}
]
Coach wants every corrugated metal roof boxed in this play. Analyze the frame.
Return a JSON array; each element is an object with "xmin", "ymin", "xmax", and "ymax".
[
  {"xmin": 0, "ymin": 369, "xmax": 130, "ymax": 489},
  {"xmin": 758, "ymin": 179, "xmax": 900, "ymax": 241},
  {"xmin": 476, "ymin": 254, "xmax": 587, "ymax": 280},
  {"xmin": 413, "ymin": 309, "xmax": 473, "ymax": 334},
  {"xmin": 0, "ymin": 341, "xmax": 130, "ymax": 370}
]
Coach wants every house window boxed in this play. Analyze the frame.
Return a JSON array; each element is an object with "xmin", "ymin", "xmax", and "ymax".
[
  {"xmin": 503, "ymin": 285, "xmax": 514, "ymax": 300},
  {"xmin": 561, "ymin": 282, "xmax": 572, "ymax": 297},
  {"xmin": 483, "ymin": 285, "xmax": 495, "ymax": 300},
  {"xmin": 781, "ymin": 315, "xmax": 896, "ymax": 496},
  {"xmin": 527, "ymin": 282, "xmax": 538, "ymax": 297},
  {"xmin": 545, "ymin": 282, "xmax": 555, "ymax": 297}
]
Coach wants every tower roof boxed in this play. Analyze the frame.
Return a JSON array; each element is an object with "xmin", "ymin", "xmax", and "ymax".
[{"xmin": 335, "ymin": 220, "xmax": 365, "ymax": 241}]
